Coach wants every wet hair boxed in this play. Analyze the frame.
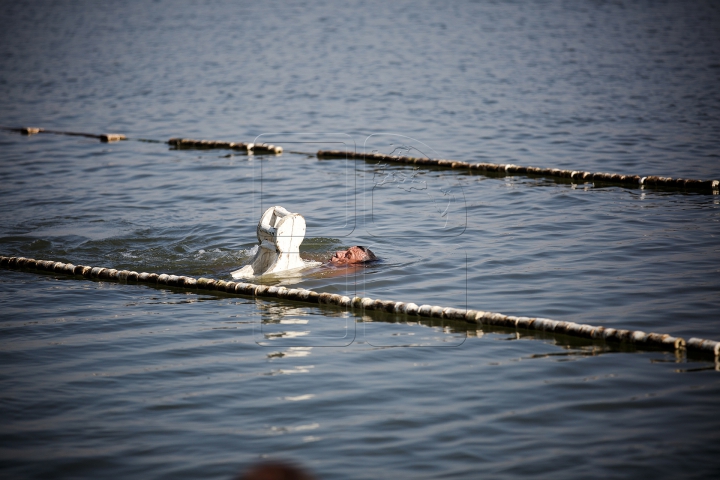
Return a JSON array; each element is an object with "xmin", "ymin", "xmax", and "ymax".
[{"xmin": 356, "ymin": 246, "xmax": 378, "ymax": 262}]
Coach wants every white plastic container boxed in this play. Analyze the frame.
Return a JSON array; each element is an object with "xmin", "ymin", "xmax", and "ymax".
[{"xmin": 232, "ymin": 206, "xmax": 310, "ymax": 279}]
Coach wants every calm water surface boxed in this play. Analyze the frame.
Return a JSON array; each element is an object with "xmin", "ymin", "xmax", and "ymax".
[{"xmin": 1, "ymin": 1, "xmax": 720, "ymax": 478}]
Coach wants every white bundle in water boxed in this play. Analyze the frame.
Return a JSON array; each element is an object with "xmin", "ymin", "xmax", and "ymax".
[{"xmin": 232, "ymin": 206, "xmax": 314, "ymax": 279}]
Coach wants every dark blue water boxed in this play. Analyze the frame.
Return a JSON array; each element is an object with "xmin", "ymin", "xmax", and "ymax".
[{"xmin": 1, "ymin": 1, "xmax": 720, "ymax": 478}]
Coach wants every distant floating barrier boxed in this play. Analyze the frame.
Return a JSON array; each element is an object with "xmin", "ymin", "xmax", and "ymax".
[
  {"xmin": 2, "ymin": 126, "xmax": 716, "ymax": 189},
  {"xmin": 19, "ymin": 127, "xmax": 42, "ymax": 135},
  {"xmin": 4, "ymin": 255, "xmax": 719, "ymax": 358},
  {"xmin": 168, "ymin": 138, "xmax": 283, "ymax": 154},
  {"xmin": 317, "ymin": 150, "xmax": 720, "ymax": 193},
  {"xmin": 1, "ymin": 126, "xmax": 126, "ymax": 142},
  {"xmin": 1, "ymin": 127, "xmax": 282, "ymax": 152}
]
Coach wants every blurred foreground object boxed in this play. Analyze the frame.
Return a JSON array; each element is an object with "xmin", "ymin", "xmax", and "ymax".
[{"xmin": 238, "ymin": 460, "xmax": 316, "ymax": 480}]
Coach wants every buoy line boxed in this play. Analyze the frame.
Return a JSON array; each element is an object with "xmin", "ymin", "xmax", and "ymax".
[
  {"xmin": 168, "ymin": 138, "xmax": 283, "ymax": 154},
  {"xmin": 3, "ymin": 126, "xmax": 717, "ymax": 192},
  {"xmin": 2, "ymin": 255, "xmax": 718, "ymax": 358},
  {"xmin": 0, "ymin": 126, "xmax": 282, "ymax": 153},
  {"xmin": 317, "ymin": 150, "xmax": 720, "ymax": 193},
  {"xmin": 1, "ymin": 126, "xmax": 126, "ymax": 142}
]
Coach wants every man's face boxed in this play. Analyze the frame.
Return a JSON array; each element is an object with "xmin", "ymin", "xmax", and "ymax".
[{"xmin": 330, "ymin": 246, "xmax": 369, "ymax": 264}]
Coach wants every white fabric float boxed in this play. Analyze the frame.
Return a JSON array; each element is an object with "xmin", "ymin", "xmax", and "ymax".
[{"xmin": 232, "ymin": 206, "xmax": 308, "ymax": 279}]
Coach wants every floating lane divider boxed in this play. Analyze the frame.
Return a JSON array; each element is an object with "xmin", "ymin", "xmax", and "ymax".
[
  {"xmin": 1, "ymin": 127, "xmax": 282, "ymax": 152},
  {"xmin": 3, "ymin": 255, "xmax": 719, "ymax": 358},
  {"xmin": 317, "ymin": 150, "xmax": 720, "ymax": 193},
  {"xmin": 168, "ymin": 138, "xmax": 283, "ymax": 154},
  {"xmin": 0, "ymin": 126, "xmax": 126, "ymax": 142},
  {"xmin": 1, "ymin": 126, "xmax": 716, "ymax": 190}
]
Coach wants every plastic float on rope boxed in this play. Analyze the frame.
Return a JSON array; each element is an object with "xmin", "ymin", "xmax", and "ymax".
[
  {"xmin": 168, "ymin": 138, "xmax": 283, "ymax": 154},
  {"xmin": 3, "ymin": 254, "xmax": 720, "ymax": 358},
  {"xmin": 1, "ymin": 126, "xmax": 126, "ymax": 142},
  {"xmin": 316, "ymin": 150, "xmax": 720, "ymax": 193},
  {"xmin": 100, "ymin": 134, "xmax": 126, "ymax": 142},
  {"xmin": 231, "ymin": 206, "xmax": 317, "ymax": 279},
  {"xmin": 687, "ymin": 338, "xmax": 720, "ymax": 357}
]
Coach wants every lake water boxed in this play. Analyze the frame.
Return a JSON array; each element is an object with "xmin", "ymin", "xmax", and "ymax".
[{"xmin": 1, "ymin": 1, "xmax": 720, "ymax": 478}]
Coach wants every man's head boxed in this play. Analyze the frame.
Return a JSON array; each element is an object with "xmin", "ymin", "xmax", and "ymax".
[{"xmin": 330, "ymin": 245, "xmax": 378, "ymax": 265}]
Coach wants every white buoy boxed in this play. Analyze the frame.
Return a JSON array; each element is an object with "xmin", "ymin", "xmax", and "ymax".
[{"xmin": 231, "ymin": 206, "xmax": 309, "ymax": 279}]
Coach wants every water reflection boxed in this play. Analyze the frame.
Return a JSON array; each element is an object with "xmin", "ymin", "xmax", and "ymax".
[
  {"xmin": 570, "ymin": 182, "xmax": 594, "ymax": 191},
  {"xmin": 674, "ymin": 358, "xmax": 720, "ymax": 373},
  {"xmin": 267, "ymin": 347, "xmax": 313, "ymax": 359},
  {"xmin": 264, "ymin": 331, "xmax": 310, "ymax": 339},
  {"xmin": 359, "ymin": 313, "xmax": 467, "ymax": 347},
  {"xmin": 254, "ymin": 300, "xmax": 355, "ymax": 347},
  {"xmin": 280, "ymin": 394, "xmax": 315, "ymax": 401},
  {"xmin": 269, "ymin": 423, "xmax": 320, "ymax": 434},
  {"xmin": 263, "ymin": 365, "xmax": 314, "ymax": 376}
]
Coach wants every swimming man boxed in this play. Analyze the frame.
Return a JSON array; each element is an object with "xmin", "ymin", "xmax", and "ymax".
[{"xmin": 329, "ymin": 246, "xmax": 378, "ymax": 265}]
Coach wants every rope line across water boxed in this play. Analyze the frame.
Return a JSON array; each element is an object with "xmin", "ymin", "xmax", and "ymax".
[
  {"xmin": 0, "ymin": 126, "xmax": 126, "ymax": 142},
  {"xmin": 3, "ymin": 255, "xmax": 719, "ymax": 358},
  {"xmin": 3, "ymin": 127, "xmax": 717, "ymax": 191},
  {"xmin": 168, "ymin": 138, "xmax": 283, "ymax": 154},
  {"xmin": 1, "ymin": 127, "xmax": 282, "ymax": 152},
  {"xmin": 317, "ymin": 150, "xmax": 720, "ymax": 193}
]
